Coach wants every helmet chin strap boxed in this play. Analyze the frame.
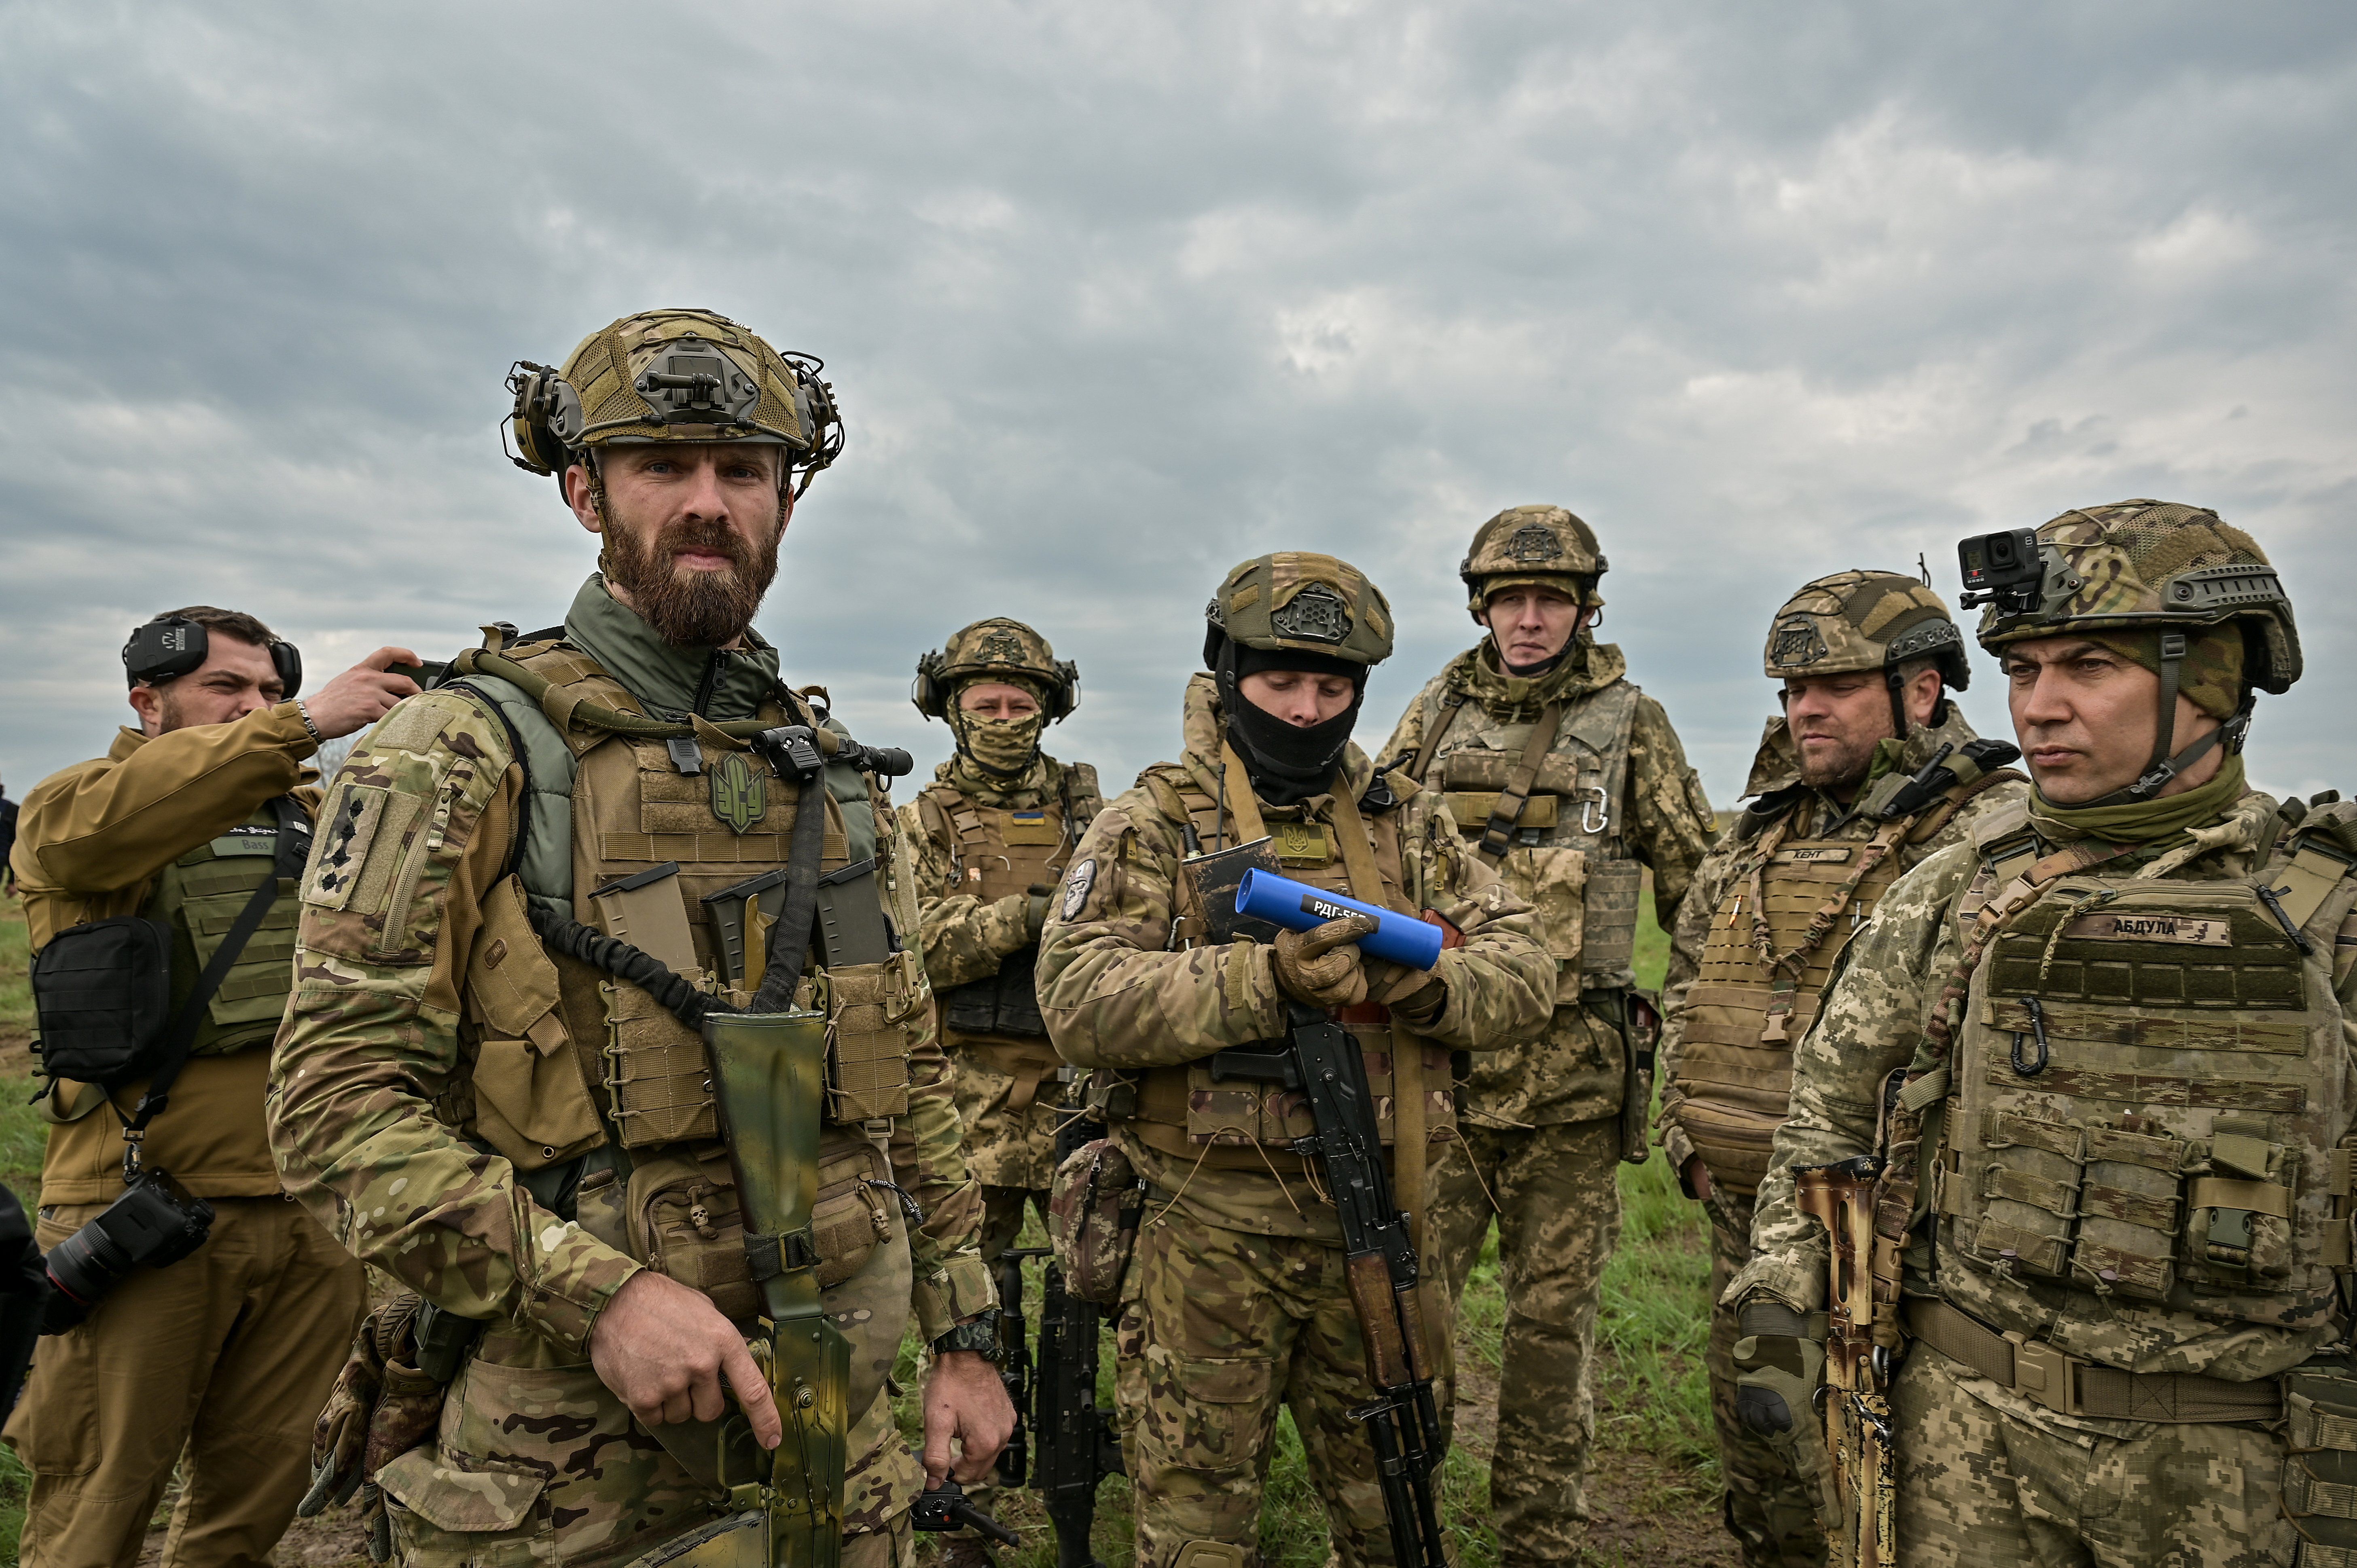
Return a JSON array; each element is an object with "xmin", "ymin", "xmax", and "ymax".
[
  {"xmin": 1885, "ymin": 668, "xmax": 1910, "ymax": 742},
  {"xmin": 2091, "ymin": 631, "xmax": 2253, "ymax": 805}
]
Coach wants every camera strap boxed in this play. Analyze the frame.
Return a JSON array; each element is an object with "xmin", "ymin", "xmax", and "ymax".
[{"xmin": 118, "ymin": 795, "xmax": 312, "ymax": 1179}]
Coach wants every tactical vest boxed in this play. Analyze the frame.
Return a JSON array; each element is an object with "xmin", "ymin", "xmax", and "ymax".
[
  {"xmin": 1935, "ymin": 802, "xmax": 2357, "ymax": 1344},
  {"xmin": 145, "ymin": 801, "xmax": 304, "ymax": 1056},
  {"xmin": 1406, "ymin": 677, "xmax": 1643, "ymax": 999},
  {"xmin": 437, "ymin": 638, "xmax": 921, "ymax": 1369},
  {"xmin": 1112, "ymin": 765, "xmax": 1456, "ymax": 1170},
  {"xmin": 1674, "ymin": 780, "xmax": 1998, "ymax": 1196},
  {"xmin": 917, "ymin": 768, "xmax": 1101, "ymax": 1042}
]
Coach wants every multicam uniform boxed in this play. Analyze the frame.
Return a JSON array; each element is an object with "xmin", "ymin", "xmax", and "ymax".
[
  {"xmin": 1658, "ymin": 572, "xmax": 2027, "ymax": 1568},
  {"xmin": 1377, "ymin": 505, "xmax": 1714, "ymax": 1562},
  {"xmin": 7, "ymin": 703, "xmax": 366, "ymax": 1568},
  {"xmin": 1040, "ymin": 553, "xmax": 1553, "ymax": 1568},
  {"xmin": 1733, "ymin": 503, "xmax": 2353, "ymax": 1567},
  {"xmin": 269, "ymin": 311, "xmax": 990, "ymax": 1568}
]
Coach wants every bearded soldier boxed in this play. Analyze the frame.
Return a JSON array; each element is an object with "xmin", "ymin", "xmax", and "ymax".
[
  {"xmin": 269, "ymin": 309, "xmax": 1010, "ymax": 1568},
  {"xmin": 1038, "ymin": 552, "xmax": 1553, "ymax": 1568},
  {"xmin": 1655, "ymin": 571, "xmax": 2027, "ymax": 1567},
  {"xmin": 1731, "ymin": 502, "xmax": 2355, "ymax": 1565},
  {"xmin": 1377, "ymin": 505, "xmax": 1714, "ymax": 1561},
  {"xmin": 901, "ymin": 617, "xmax": 1101, "ymax": 1556}
]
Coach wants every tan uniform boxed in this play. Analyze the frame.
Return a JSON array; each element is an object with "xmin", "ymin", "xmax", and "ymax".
[
  {"xmin": 1656, "ymin": 709, "xmax": 2025, "ymax": 1567},
  {"xmin": 5, "ymin": 704, "xmax": 367, "ymax": 1568},
  {"xmin": 1039, "ymin": 675, "xmax": 1554, "ymax": 1568},
  {"xmin": 1379, "ymin": 636, "xmax": 1714, "ymax": 1562}
]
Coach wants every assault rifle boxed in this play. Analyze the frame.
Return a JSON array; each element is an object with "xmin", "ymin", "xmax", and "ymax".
[
  {"xmin": 1793, "ymin": 1155, "xmax": 1895, "ymax": 1568},
  {"xmin": 991, "ymin": 1115, "xmax": 1126, "ymax": 1568},
  {"xmin": 1208, "ymin": 1004, "xmax": 1448, "ymax": 1568}
]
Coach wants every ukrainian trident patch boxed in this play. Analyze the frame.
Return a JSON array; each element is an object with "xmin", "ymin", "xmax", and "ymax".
[{"xmin": 709, "ymin": 751, "xmax": 767, "ymax": 834}]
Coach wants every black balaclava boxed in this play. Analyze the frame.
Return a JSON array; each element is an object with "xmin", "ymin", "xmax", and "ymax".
[{"xmin": 1208, "ymin": 630, "xmax": 1366, "ymax": 807}]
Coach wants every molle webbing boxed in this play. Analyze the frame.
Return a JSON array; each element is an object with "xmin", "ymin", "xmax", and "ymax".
[
  {"xmin": 1905, "ymin": 1299, "xmax": 2279, "ymax": 1422},
  {"xmin": 1474, "ymin": 700, "xmax": 1564, "ymax": 863}
]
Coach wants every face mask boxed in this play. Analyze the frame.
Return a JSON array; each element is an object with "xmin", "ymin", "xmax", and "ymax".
[{"xmin": 958, "ymin": 711, "xmax": 1046, "ymax": 778}]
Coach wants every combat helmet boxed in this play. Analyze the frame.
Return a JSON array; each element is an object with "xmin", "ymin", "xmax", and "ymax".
[
  {"xmin": 1458, "ymin": 504, "xmax": 1606, "ymax": 620},
  {"xmin": 1764, "ymin": 569, "xmax": 1970, "ymax": 738},
  {"xmin": 913, "ymin": 618, "xmax": 1079, "ymax": 723},
  {"xmin": 1959, "ymin": 499, "xmax": 2299, "ymax": 800},
  {"xmin": 1203, "ymin": 552, "xmax": 1394, "ymax": 671},
  {"xmin": 504, "ymin": 308, "xmax": 844, "ymax": 497}
]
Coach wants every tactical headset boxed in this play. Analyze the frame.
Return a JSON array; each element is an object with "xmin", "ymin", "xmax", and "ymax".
[
  {"xmin": 123, "ymin": 617, "xmax": 302, "ymax": 698},
  {"xmin": 912, "ymin": 649, "xmax": 1080, "ymax": 723}
]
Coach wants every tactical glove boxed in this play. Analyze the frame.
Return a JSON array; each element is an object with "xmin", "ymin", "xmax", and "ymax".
[
  {"xmin": 1731, "ymin": 1295, "xmax": 1839, "ymax": 1520},
  {"xmin": 1364, "ymin": 956, "xmax": 1446, "ymax": 1025},
  {"xmin": 1271, "ymin": 914, "xmax": 1377, "ymax": 1009},
  {"xmin": 1025, "ymin": 884, "xmax": 1055, "ymax": 941}
]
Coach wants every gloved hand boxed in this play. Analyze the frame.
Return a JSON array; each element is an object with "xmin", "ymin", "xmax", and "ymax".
[
  {"xmin": 1364, "ymin": 956, "xmax": 1446, "ymax": 1024},
  {"xmin": 1731, "ymin": 1294, "xmax": 1839, "ymax": 1521},
  {"xmin": 1024, "ymin": 884, "xmax": 1056, "ymax": 941},
  {"xmin": 1271, "ymin": 914, "xmax": 1377, "ymax": 1009},
  {"xmin": 300, "ymin": 1304, "xmax": 396, "ymax": 1519}
]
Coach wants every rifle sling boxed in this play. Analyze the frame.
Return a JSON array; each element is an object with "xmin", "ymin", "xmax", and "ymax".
[
  {"xmin": 1476, "ymin": 701, "xmax": 1563, "ymax": 865},
  {"xmin": 1327, "ymin": 787, "xmax": 1427, "ymax": 1255}
]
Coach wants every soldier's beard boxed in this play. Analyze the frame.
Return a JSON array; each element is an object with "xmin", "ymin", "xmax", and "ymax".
[
  {"xmin": 604, "ymin": 508, "xmax": 782, "ymax": 648},
  {"xmin": 1796, "ymin": 728, "xmax": 1881, "ymax": 794}
]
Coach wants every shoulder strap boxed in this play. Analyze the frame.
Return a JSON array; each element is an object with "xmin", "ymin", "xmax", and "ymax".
[
  {"xmin": 2266, "ymin": 810, "xmax": 2357, "ymax": 932},
  {"xmin": 1903, "ymin": 766, "xmax": 2029, "ymax": 846},
  {"xmin": 1406, "ymin": 689, "xmax": 1467, "ymax": 785},
  {"xmin": 120, "ymin": 795, "xmax": 312, "ymax": 1174},
  {"xmin": 1475, "ymin": 700, "xmax": 1563, "ymax": 864},
  {"xmin": 1217, "ymin": 743, "xmax": 1271, "ymax": 845}
]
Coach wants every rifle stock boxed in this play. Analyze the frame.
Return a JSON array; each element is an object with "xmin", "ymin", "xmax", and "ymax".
[{"xmin": 1793, "ymin": 1157, "xmax": 1895, "ymax": 1568}]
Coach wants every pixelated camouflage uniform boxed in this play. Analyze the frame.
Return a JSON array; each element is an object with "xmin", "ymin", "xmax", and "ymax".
[
  {"xmin": 1378, "ymin": 633, "xmax": 1713, "ymax": 1562},
  {"xmin": 1729, "ymin": 783, "xmax": 2357, "ymax": 1566},
  {"xmin": 270, "ymin": 578, "xmax": 993, "ymax": 1568},
  {"xmin": 1038, "ymin": 673, "xmax": 1553, "ymax": 1568},
  {"xmin": 1658, "ymin": 702, "xmax": 2025, "ymax": 1567}
]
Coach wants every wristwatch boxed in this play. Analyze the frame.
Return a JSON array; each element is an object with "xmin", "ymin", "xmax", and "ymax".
[{"xmin": 930, "ymin": 1309, "xmax": 1004, "ymax": 1364}]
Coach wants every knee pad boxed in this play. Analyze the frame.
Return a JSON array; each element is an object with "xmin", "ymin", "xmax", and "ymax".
[{"xmin": 1171, "ymin": 1539, "xmax": 1247, "ymax": 1568}]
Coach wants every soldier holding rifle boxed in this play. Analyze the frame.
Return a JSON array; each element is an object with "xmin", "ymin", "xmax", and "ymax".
[
  {"xmin": 1732, "ymin": 503, "xmax": 2354, "ymax": 1565},
  {"xmin": 1038, "ymin": 552, "xmax": 1552, "ymax": 1568},
  {"xmin": 270, "ymin": 308, "xmax": 1010, "ymax": 1568}
]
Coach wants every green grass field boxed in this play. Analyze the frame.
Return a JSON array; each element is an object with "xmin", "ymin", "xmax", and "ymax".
[{"xmin": 0, "ymin": 889, "xmax": 1724, "ymax": 1567}]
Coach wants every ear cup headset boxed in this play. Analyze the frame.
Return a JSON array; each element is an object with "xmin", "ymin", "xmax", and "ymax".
[{"xmin": 122, "ymin": 618, "xmax": 302, "ymax": 698}]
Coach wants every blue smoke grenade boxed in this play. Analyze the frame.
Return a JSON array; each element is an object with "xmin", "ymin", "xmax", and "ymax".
[{"xmin": 1230, "ymin": 869, "xmax": 1444, "ymax": 970}]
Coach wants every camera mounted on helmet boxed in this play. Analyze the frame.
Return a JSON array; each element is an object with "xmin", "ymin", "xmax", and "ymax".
[{"xmin": 122, "ymin": 616, "xmax": 301, "ymax": 700}]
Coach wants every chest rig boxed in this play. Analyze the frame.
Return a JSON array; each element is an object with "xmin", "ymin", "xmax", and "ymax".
[
  {"xmin": 446, "ymin": 639, "xmax": 921, "ymax": 1177},
  {"xmin": 1675, "ymin": 779, "xmax": 2000, "ymax": 1196},
  {"xmin": 1115, "ymin": 756, "xmax": 1455, "ymax": 1169},
  {"xmin": 1406, "ymin": 675, "xmax": 1642, "ymax": 999},
  {"xmin": 917, "ymin": 768, "xmax": 1101, "ymax": 1042},
  {"xmin": 145, "ymin": 801, "xmax": 307, "ymax": 1058},
  {"xmin": 1934, "ymin": 802, "xmax": 2357, "ymax": 1344}
]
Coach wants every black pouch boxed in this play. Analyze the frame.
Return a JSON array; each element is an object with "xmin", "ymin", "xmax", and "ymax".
[{"xmin": 31, "ymin": 918, "xmax": 174, "ymax": 1088}]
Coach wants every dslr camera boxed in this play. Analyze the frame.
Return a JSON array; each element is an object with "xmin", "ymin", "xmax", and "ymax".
[{"xmin": 42, "ymin": 1167, "xmax": 214, "ymax": 1333}]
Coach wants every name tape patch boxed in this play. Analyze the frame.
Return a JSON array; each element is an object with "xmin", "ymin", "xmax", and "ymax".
[
  {"xmin": 2063, "ymin": 913, "xmax": 2233, "ymax": 947},
  {"xmin": 1775, "ymin": 846, "xmax": 1853, "ymax": 865}
]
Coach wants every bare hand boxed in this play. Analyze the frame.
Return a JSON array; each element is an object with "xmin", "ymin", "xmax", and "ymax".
[
  {"xmin": 302, "ymin": 647, "xmax": 424, "ymax": 741},
  {"xmin": 1271, "ymin": 914, "xmax": 1377, "ymax": 1009},
  {"xmin": 1684, "ymin": 1154, "xmax": 1714, "ymax": 1203},
  {"xmin": 588, "ymin": 1270, "xmax": 782, "ymax": 1449},
  {"xmin": 922, "ymin": 1348, "xmax": 1015, "ymax": 1486}
]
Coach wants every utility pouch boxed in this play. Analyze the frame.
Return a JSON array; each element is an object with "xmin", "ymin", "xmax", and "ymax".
[
  {"xmin": 31, "ymin": 918, "xmax": 174, "ymax": 1086},
  {"xmin": 2284, "ymin": 1358, "xmax": 2357, "ymax": 1563},
  {"xmin": 627, "ymin": 1142, "xmax": 892, "ymax": 1331},
  {"xmin": 1580, "ymin": 858, "xmax": 1644, "ymax": 982},
  {"xmin": 586, "ymin": 861, "xmax": 699, "ymax": 974},
  {"xmin": 816, "ymin": 953, "xmax": 919, "ymax": 1123},
  {"xmin": 1048, "ymin": 1136, "xmax": 1144, "ymax": 1306},
  {"xmin": 2185, "ymin": 1119, "xmax": 2296, "ymax": 1287},
  {"xmin": 1493, "ymin": 845, "xmax": 1586, "ymax": 1001}
]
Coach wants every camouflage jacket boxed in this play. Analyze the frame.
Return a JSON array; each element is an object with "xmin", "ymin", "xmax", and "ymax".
[
  {"xmin": 1379, "ymin": 637, "xmax": 1715, "ymax": 1126},
  {"xmin": 1037, "ymin": 675, "xmax": 1554, "ymax": 1242},
  {"xmin": 269, "ymin": 587, "xmax": 991, "ymax": 1355},
  {"xmin": 900, "ymin": 752, "xmax": 1101, "ymax": 992},
  {"xmin": 1730, "ymin": 789, "xmax": 2357, "ymax": 1382},
  {"xmin": 1657, "ymin": 705, "xmax": 2027, "ymax": 1173}
]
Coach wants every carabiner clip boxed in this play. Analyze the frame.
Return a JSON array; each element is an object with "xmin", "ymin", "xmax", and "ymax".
[
  {"xmin": 2010, "ymin": 995, "xmax": 2050, "ymax": 1077},
  {"xmin": 1580, "ymin": 787, "xmax": 1610, "ymax": 836}
]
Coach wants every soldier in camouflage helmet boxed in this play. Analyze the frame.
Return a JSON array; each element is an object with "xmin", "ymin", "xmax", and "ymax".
[
  {"xmin": 900, "ymin": 618, "xmax": 1101, "ymax": 1558},
  {"xmin": 1656, "ymin": 570, "xmax": 2027, "ymax": 1567},
  {"xmin": 269, "ymin": 309, "xmax": 1010, "ymax": 1568},
  {"xmin": 1038, "ymin": 552, "xmax": 1553, "ymax": 1568},
  {"xmin": 1730, "ymin": 502, "xmax": 2351, "ymax": 1565},
  {"xmin": 1377, "ymin": 504, "xmax": 1715, "ymax": 1564}
]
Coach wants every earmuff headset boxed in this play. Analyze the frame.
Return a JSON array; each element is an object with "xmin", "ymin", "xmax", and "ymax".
[
  {"xmin": 911, "ymin": 651, "xmax": 1080, "ymax": 722},
  {"xmin": 123, "ymin": 618, "xmax": 302, "ymax": 699}
]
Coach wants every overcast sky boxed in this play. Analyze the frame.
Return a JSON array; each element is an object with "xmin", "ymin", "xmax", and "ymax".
[{"xmin": 3, "ymin": 2, "xmax": 2351, "ymax": 812}]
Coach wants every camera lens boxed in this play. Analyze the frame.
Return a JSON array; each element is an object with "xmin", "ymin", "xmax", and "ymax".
[
  {"xmin": 1987, "ymin": 535, "xmax": 2017, "ymax": 567},
  {"xmin": 44, "ymin": 1222, "xmax": 134, "ymax": 1319}
]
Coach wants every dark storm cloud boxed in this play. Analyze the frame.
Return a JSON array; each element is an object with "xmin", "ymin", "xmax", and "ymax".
[{"xmin": 1, "ymin": 1, "xmax": 2351, "ymax": 805}]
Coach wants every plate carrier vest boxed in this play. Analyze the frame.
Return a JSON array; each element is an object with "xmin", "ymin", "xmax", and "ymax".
[{"xmin": 148, "ymin": 800, "xmax": 306, "ymax": 1057}]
